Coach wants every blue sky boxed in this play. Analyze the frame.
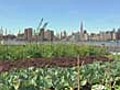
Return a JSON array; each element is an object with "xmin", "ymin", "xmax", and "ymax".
[{"xmin": 0, "ymin": 0, "xmax": 120, "ymax": 34}]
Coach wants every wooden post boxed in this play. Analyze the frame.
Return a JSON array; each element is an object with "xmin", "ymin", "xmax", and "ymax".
[{"xmin": 77, "ymin": 55, "xmax": 80, "ymax": 90}]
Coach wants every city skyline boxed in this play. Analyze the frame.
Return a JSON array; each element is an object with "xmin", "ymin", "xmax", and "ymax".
[
  {"xmin": 0, "ymin": 21, "xmax": 120, "ymax": 43},
  {"xmin": 0, "ymin": 0, "xmax": 120, "ymax": 34}
]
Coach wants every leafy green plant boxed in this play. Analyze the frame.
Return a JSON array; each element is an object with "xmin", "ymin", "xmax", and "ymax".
[{"xmin": 0, "ymin": 44, "xmax": 109, "ymax": 61}]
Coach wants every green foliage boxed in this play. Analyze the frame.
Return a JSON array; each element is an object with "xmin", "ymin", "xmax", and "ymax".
[
  {"xmin": 0, "ymin": 44, "xmax": 109, "ymax": 61},
  {"xmin": 0, "ymin": 61, "xmax": 120, "ymax": 89}
]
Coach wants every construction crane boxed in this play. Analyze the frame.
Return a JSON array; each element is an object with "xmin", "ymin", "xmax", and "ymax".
[
  {"xmin": 41, "ymin": 22, "xmax": 48, "ymax": 29},
  {"xmin": 35, "ymin": 18, "xmax": 43, "ymax": 35},
  {"xmin": 34, "ymin": 18, "xmax": 49, "ymax": 42},
  {"xmin": 34, "ymin": 18, "xmax": 44, "ymax": 42},
  {"xmin": 40, "ymin": 22, "xmax": 48, "ymax": 41},
  {"xmin": 35, "ymin": 18, "xmax": 48, "ymax": 34}
]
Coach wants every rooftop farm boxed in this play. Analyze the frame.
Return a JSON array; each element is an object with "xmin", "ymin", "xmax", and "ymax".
[{"xmin": 0, "ymin": 44, "xmax": 120, "ymax": 90}]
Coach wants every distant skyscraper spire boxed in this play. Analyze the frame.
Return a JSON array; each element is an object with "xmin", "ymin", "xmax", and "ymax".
[
  {"xmin": 80, "ymin": 21, "xmax": 83, "ymax": 34},
  {"xmin": 80, "ymin": 21, "xmax": 84, "ymax": 41},
  {"xmin": 0, "ymin": 26, "xmax": 3, "ymax": 35},
  {"xmin": 5, "ymin": 28, "xmax": 7, "ymax": 35}
]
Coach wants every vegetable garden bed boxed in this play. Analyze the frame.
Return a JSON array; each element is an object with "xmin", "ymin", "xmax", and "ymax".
[
  {"xmin": 0, "ymin": 44, "xmax": 119, "ymax": 90},
  {"xmin": 0, "ymin": 59, "xmax": 120, "ymax": 90},
  {"xmin": 0, "ymin": 56, "xmax": 111, "ymax": 72}
]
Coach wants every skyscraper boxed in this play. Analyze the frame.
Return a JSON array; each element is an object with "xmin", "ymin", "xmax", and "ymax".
[
  {"xmin": 80, "ymin": 21, "xmax": 84, "ymax": 41},
  {"xmin": 24, "ymin": 28, "xmax": 33, "ymax": 41},
  {"xmin": 0, "ymin": 27, "xmax": 3, "ymax": 35},
  {"xmin": 80, "ymin": 21, "xmax": 83, "ymax": 34},
  {"xmin": 0, "ymin": 27, "xmax": 3, "ymax": 40}
]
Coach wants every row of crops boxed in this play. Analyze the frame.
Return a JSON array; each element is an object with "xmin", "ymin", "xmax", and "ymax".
[
  {"xmin": 0, "ymin": 44, "xmax": 108, "ymax": 61},
  {"xmin": 0, "ymin": 60, "xmax": 120, "ymax": 90}
]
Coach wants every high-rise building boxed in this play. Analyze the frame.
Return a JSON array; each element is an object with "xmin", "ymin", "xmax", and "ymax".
[
  {"xmin": 80, "ymin": 21, "xmax": 83, "ymax": 34},
  {"xmin": 111, "ymin": 29, "xmax": 117, "ymax": 40},
  {"xmin": 0, "ymin": 27, "xmax": 3, "ymax": 40},
  {"xmin": 24, "ymin": 28, "xmax": 33, "ymax": 41},
  {"xmin": 63, "ymin": 30, "xmax": 67, "ymax": 38},
  {"xmin": 116, "ymin": 28, "xmax": 120, "ymax": 40},
  {"xmin": 44, "ymin": 29, "xmax": 54, "ymax": 41},
  {"xmin": 39, "ymin": 28, "xmax": 45, "ymax": 41},
  {"xmin": 80, "ymin": 21, "xmax": 84, "ymax": 41}
]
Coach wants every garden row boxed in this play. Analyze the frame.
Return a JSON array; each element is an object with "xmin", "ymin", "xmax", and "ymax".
[
  {"xmin": 0, "ymin": 44, "xmax": 108, "ymax": 61},
  {"xmin": 0, "ymin": 56, "xmax": 111, "ymax": 72}
]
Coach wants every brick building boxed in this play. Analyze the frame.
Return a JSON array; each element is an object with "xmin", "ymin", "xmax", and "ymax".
[
  {"xmin": 24, "ymin": 28, "xmax": 33, "ymax": 41},
  {"xmin": 44, "ymin": 29, "xmax": 54, "ymax": 41}
]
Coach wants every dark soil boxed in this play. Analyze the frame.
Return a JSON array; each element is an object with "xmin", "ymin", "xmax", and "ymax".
[{"xmin": 0, "ymin": 56, "xmax": 112, "ymax": 72}]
